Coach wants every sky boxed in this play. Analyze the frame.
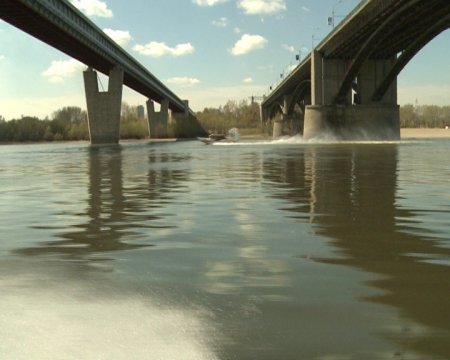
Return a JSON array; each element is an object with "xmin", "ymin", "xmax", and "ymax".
[{"xmin": 1, "ymin": 0, "xmax": 450, "ymax": 120}]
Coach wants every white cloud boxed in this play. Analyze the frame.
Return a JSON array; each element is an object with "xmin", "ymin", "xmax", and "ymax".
[
  {"xmin": 257, "ymin": 64, "xmax": 274, "ymax": 71},
  {"xmin": 0, "ymin": 55, "xmax": 5, "ymax": 61},
  {"xmin": 192, "ymin": 0, "xmax": 227, "ymax": 6},
  {"xmin": 238, "ymin": 0, "xmax": 286, "ymax": 15},
  {"xmin": 301, "ymin": 6, "xmax": 310, "ymax": 12},
  {"xmin": 230, "ymin": 34, "xmax": 267, "ymax": 56},
  {"xmin": 243, "ymin": 77, "xmax": 253, "ymax": 84},
  {"xmin": 282, "ymin": 44, "xmax": 295, "ymax": 52},
  {"xmin": 70, "ymin": 0, "xmax": 113, "ymax": 18},
  {"xmin": 167, "ymin": 77, "xmax": 200, "ymax": 87},
  {"xmin": 212, "ymin": 17, "xmax": 228, "ymax": 27},
  {"xmin": 133, "ymin": 42, "xmax": 194, "ymax": 57},
  {"xmin": 42, "ymin": 59, "xmax": 85, "ymax": 83},
  {"xmin": 103, "ymin": 29, "xmax": 132, "ymax": 47},
  {"xmin": 234, "ymin": 27, "xmax": 242, "ymax": 34}
]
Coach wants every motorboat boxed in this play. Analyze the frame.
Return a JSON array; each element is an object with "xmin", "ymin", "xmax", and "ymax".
[
  {"xmin": 197, "ymin": 133, "xmax": 226, "ymax": 145},
  {"xmin": 197, "ymin": 128, "xmax": 240, "ymax": 145}
]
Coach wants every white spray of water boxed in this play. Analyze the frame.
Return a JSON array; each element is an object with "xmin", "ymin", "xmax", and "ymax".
[{"xmin": 213, "ymin": 133, "xmax": 404, "ymax": 146}]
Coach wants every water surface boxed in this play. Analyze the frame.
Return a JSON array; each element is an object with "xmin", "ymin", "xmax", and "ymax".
[{"xmin": 1, "ymin": 138, "xmax": 449, "ymax": 359}]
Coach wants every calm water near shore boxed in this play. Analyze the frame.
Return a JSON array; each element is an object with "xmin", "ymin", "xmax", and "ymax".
[{"xmin": 1, "ymin": 137, "xmax": 449, "ymax": 359}]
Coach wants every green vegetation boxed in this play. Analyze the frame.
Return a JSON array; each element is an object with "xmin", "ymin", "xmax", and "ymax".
[
  {"xmin": 0, "ymin": 107, "xmax": 89, "ymax": 142},
  {"xmin": 196, "ymin": 101, "xmax": 450, "ymax": 132},
  {"xmin": 400, "ymin": 104, "xmax": 450, "ymax": 128},
  {"xmin": 196, "ymin": 100, "xmax": 265, "ymax": 135},
  {"xmin": 0, "ymin": 102, "xmax": 207, "ymax": 142},
  {"xmin": 1, "ymin": 102, "xmax": 450, "ymax": 142},
  {"xmin": 0, "ymin": 103, "xmax": 148, "ymax": 143},
  {"xmin": 119, "ymin": 103, "xmax": 148, "ymax": 139}
]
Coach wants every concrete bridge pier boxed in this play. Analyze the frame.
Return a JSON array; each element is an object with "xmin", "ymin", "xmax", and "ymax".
[
  {"xmin": 304, "ymin": 104, "xmax": 400, "ymax": 140},
  {"xmin": 172, "ymin": 100, "xmax": 207, "ymax": 138},
  {"xmin": 260, "ymin": 104, "xmax": 268, "ymax": 127},
  {"xmin": 83, "ymin": 67, "xmax": 123, "ymax": 144},
  {"xmin": 146, "ymin": 99, "xmax": 169, "ymax": 138},
  {"xmin": 303, "ymin": 51, "xmax": 400, "ymax": 140},
  {"xmin": 273, "ymin": 95, "xmax": 292, "ymax": 138},
  {"xmin": 273, "ymin": 118, "xmax": 284, "ymax": 138}
]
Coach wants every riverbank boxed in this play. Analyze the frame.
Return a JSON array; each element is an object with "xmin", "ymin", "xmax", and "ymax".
[{"xmin": 401, "ymin": 128, "xmax": 450, "ymax": 138}]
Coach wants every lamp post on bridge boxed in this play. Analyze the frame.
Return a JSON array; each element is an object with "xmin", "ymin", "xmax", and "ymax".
[
  {"xmin": 328, "ymin": 0, "xmax": 346, "ymax": 29},
  {"xmin": 295, "ymin": 46, "xmax": 307, "ymax": 62},
  {"xmin": 249, "ymin": 95, "xmax": 264, "ymax": 105}
]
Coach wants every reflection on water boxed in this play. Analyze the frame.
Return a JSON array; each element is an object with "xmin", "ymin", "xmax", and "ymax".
[
  {"xmin": 16, "ymin": 146, "xmax": 147, "ymax": 260},
  {"xmin": 14, "ymin": 145, "xmax": 194, "ymax": 262},
  {"xmin": 0, "ymin": 140, "xmax": 449, "ymax": 359},
  {"xmin": 263, "ymin": 143, "xmax": 450, "ymax": 359}
]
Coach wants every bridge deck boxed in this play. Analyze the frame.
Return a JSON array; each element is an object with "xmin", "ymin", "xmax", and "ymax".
[
  {"xmin": 0, "ymin": 0, "xmax": 190, "ymax": 114},
  {"xmin": 262, "ymin": 0, "xmax": 450, "ymax": 110}
]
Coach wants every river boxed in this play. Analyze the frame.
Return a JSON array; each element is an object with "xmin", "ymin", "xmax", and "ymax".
[{"xmin": 1, "ymin": 137, "xmax": 449, "ymax": 359}]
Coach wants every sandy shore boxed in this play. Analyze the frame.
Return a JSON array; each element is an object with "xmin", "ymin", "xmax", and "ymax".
[{"xmin": 401, "ymin": 128, "xmax": 450, "ymax": 138}]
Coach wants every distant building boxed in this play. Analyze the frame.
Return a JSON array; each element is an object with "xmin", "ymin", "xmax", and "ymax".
[{"xmin": 136, "ymin": 105, "xmax": 145, "ymax": 118}]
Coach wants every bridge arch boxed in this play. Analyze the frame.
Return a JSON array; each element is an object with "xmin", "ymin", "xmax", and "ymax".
[
  {"xmin": 268, "ymin": 102, "xmax": 283, "ymax": 119},
  {"xmin": 262, "ymin": 0, "xmax": 450, "ymax": 140},
  {"xmin": 372, "ymin": 17, "xmax": 450, "ymax": 101},
  {"xmin": 334, "ymin": 0, "xmax": 450, "ymax": 104},
  {"xmin": 287, "ymin": 80, "xmax": 311, "ymax": 115}
]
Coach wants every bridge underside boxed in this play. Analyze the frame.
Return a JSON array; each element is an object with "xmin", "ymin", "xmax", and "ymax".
[
  {"xmin": 262, "ymin": 0, "xmax": 450, "ymax": 140},
  {"xmin": 0, "ymin": 0, "xmax": 205, "ymax": 144},
  {"xmin": 0, "ymin": 0, "xmax": 188, "ymax": 113}
]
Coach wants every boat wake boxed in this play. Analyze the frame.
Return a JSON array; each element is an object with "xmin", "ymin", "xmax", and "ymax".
[{"xmin": 213, "ymin": 134, "xmax": 403, "ymax": 146}]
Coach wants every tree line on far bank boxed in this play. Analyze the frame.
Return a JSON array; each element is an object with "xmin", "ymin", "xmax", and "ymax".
[
  {"xmin": 196, "ymin": 101, "xmax": 450, "ymax": 133},
  {"xmin": 0, "ymin": 100, "xmax": 261, "ymax": 143},
  {"xmin": 1, "ymin": 102, "xmax": 449, "ymax": 142},
  {"xmin": 400, "ymin": 104, "xmax": 450, "ymax": 128},
  {"xmin": 0, "ymin": 103, "xmax": 148, "ymax": 142},
  {"xmin": 195, "ymin": 100, "xmax": 262, "ymax": 134}
]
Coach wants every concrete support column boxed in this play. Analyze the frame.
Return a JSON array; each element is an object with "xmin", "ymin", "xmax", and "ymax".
[
  {"xmin": 303, "ymin": 92, "xmax": 312, "ymax": 107},
  {"xmin": 273, "ymin": 95, "xmax": 292, "ymax": 137},
  {"xmin": 83, "ymin": 67, "xmax": 123, "ymax": 144},
  {"xmin": 171, "ymin": 100, "xmax": 206, "ymax": 138},
  {"xmin": 311, "ymin": 50, "xmax": 351, "ymax": 105},
  {"xmin": 305, "ymin": 51, "xmax": 399, "ymax": 140},
  {"xmin": 273, "ymin": 120, "xmax": 284, "ymax": 138},
  {"xmin": 183, "ymin": 100, "xmax": 189, "ymax": 117},
  {"xmin": 170, "ymin": 100, "xmax": 188, "ymax": 137},
  {"xmin": 146, "ymin": 99, "xmax": 169, "ymax": 139},
  {"xmin": 311, "ymin": 50, "xmax": 323, "ymax": 106},
  {"xmin": 324, "ymin": 61, "xmax": 352, "ymax": 105},
  {"xmin": 357, "ymin": 57, "xmax": 397, "ymax": 104},
  {"xmin": 260, "ymin": 105, "xmax": 269, "ymax": 126}
]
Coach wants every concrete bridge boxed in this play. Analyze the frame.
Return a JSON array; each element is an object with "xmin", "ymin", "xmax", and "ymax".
[
  {"xmin": 0, "ymin": 0, "xmax": 200, "ymax": 144},
  {"xmin": 261, "ymin": 0, "xmax": 450, "ymax": 140}
]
